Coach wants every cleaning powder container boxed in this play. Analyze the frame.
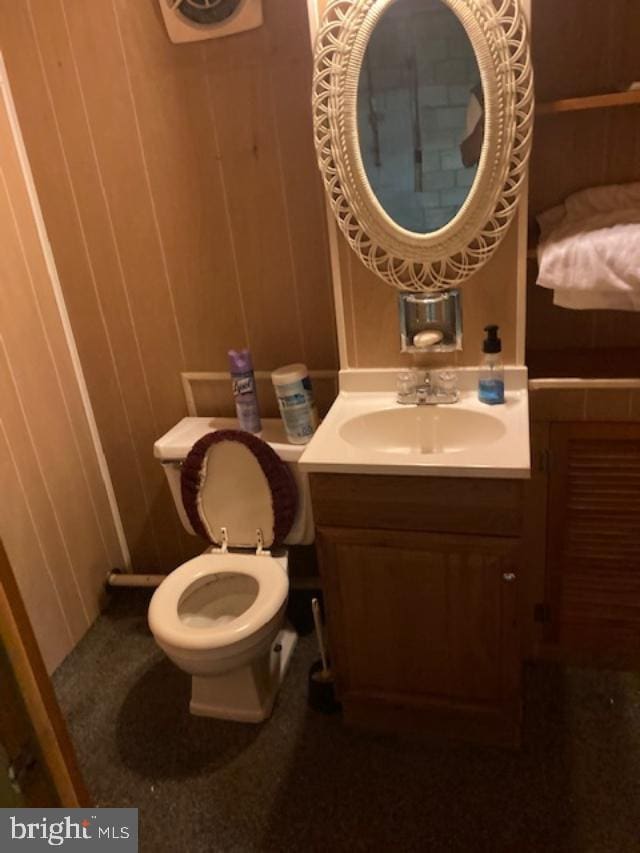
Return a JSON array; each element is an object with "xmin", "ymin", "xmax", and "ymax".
[
  {"xmin": 228, "ymin": 349, "xmax": 262, "ymax": 434},
  {"xmin": 271, "ymin": 363, "xmax": 318, "ymax": 445}
]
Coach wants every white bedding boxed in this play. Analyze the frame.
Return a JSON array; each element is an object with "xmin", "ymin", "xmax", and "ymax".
[{"xmin": 536, "ymin": 182, "xmax": 640, "ymax": 311}]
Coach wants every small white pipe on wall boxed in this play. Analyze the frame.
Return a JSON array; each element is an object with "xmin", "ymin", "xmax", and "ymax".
[
  {"xmin": 107, "ymin": 572, "xmax": 165, "ymax": 588},
  {"xmin": 107, "ymin": 570, "xmax": 322, "ymax": 590}
]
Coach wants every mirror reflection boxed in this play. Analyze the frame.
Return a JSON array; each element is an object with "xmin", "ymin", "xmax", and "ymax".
[{"xmin": 357, "ymin": 0, "xmax": 483, "ymax": 234}]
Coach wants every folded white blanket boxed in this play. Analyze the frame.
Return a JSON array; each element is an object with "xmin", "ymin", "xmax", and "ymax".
[{"xmin": 536, "ymin": 182, "xmax": 640, "ymax": 311}]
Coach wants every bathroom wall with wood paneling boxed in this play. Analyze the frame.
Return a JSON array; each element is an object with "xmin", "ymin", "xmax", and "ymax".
[
  {"xmin": 0, "ymin": 0, "xmax": 338, "ymax": 571},
  {"xmin": 0, "ymin": 71, "xmax": 125, "ymax": 672},
  {"xmin": 527, "ymin": 0, "xmax": 640, "ymax": 377},
  {"xmin": 338, "ymin": 224, "xmax": 520, "ymax": 367}
]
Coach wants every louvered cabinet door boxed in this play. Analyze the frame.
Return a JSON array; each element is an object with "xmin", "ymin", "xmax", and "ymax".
[{"xmin": 546, "ymin": 423, "xmax": 640, "ymax": 657}]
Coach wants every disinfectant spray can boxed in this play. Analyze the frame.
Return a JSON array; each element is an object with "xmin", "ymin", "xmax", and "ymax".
[{"xmin": 228, "ymin": 349, "xmax": 262, "ymax": 434}]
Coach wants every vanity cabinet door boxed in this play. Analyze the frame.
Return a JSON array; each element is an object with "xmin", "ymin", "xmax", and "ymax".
[{"xmin": 316, "ymin": 527, "xmax": 521, "ymax": 745}]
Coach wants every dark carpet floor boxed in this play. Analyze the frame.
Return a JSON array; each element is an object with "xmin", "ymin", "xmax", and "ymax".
[{"xmin": 53, "ymin": 589, "xmax": 640, "ymax": 853}]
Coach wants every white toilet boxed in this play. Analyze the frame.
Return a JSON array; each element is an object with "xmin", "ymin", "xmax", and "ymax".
[{"xmin": 149, "ymin": 417, "xmax": 313, "ymax": 722}]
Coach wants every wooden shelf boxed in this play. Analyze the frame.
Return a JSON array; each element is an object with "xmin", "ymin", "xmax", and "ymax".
[{"xmin": 537, "ymin": 90, "xmax": 640, "ymax": 116}]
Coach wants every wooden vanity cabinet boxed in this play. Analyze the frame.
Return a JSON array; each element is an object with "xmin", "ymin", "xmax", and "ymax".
[{"xmin": 310, "ymin": 474, "xmax": 525, "ymax": 746}]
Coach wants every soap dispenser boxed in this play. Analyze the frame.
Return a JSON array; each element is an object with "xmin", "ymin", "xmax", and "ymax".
[{"xmin": 478, "ymin": 325, "xmax": 505, "ymax": 405}]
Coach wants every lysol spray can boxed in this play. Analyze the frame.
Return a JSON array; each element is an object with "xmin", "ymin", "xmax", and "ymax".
[{"xmin": 228, "ymin": 349, "xmax": 262, "ymax": 434}]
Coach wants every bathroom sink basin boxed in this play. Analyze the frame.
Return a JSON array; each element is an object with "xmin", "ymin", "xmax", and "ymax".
[
  {"xmin": 299, "ymin": 371, "xmax": 531, "ymax": 479},
  {"xmin": 339, "ymin": 407, "xmax": 506, "ymax": 456}
]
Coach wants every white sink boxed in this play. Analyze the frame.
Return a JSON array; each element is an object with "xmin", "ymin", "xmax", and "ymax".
[
  {"xmin": 339, "ymin": 406, "xmax": 506, "ymax": 456},
  {"xmin": 299, "ymin": 369, "xmax": 531, "ymax": 479}
]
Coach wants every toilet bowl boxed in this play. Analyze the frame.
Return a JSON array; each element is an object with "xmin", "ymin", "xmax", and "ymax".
[{"xmin": 149, "ymin": 425, "xmax": 311, "ymax": 722}]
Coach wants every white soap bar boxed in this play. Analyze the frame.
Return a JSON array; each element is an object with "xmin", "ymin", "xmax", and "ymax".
[{"xmin": 413, "ymin": 329, "xmax": 444, "ymax": 348}]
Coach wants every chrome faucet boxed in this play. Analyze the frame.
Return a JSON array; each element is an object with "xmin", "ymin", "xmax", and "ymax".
[{"xmin": 396, "ymin": 368, "xmax": 459, "ymax": 405}]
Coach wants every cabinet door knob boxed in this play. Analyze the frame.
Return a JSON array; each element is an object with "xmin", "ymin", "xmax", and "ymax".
[{"xmin": 502, "ymin": 572, "xmax": 516, "ymax": 582}]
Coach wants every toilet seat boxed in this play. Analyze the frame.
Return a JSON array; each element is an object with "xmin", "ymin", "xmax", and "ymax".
[
  {"xmin": 181, "ymin": 430, "xmax": 298, "ymax": 548},
  {"xmin": 149, "ymin": 551, "xmax": 288, "ymax": 652}
]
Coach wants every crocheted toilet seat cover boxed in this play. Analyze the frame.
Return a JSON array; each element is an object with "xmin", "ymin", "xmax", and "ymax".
[{"xmin": 181, "ymin": 430, "xmax": 298, "ymax": 549}]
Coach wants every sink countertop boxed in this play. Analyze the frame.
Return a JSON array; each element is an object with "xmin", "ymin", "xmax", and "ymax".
[{"xmin": 299, "ymin": 369, "xmax": 531, "ymax": 479}]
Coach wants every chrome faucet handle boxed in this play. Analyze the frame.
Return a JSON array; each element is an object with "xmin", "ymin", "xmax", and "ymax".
[
  {"xmin": 415, "ymin": 385, "xmax": 430, "ymax": 404},
  {"xmin": 396, "ymin": 371, "xmax": 416, "ymax": 404},
  {"xmin": 412, "ymin": 367, "xmax": 431, "ymax": 387},
  {"xmin": 431, "ymin": 367, "xmax": 459, "ymax": 403}
]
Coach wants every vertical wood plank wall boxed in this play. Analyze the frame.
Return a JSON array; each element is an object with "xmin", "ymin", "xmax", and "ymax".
[
  {"xmin": 0, "ymin": 0, "xmax": 339, "ymax": 571},
  {"xmin": 0, "ymin": 71, "xmax": 125, "ymax": 672},
  {"xmin": 339, "ymin": 225, "xmax": 520, "ymax": 366},
  {"xmin": 527, "ymin": 0, "xmax": 640, "ymax": 368}
]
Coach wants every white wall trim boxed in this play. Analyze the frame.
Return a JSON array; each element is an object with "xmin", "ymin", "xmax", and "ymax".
[
  {"xmin": 514, "ymin": 0, "xmax": 532, "ymax": 365},
  {"xmin": 324, "ymin": 203, "xmax": 350, "ymax": 367},
  {"xmin": 0, "ymin": 53, "xmax": 131, "ymax": 569},
  {"xmin": 529, "ymin": 378, "xmax": 640, "ymax": 390},
  {"xmin": 339, "ymin": 366, "xmax": 528, "ymax": 393},
  {"xmin": 181, "ymin": 370, "xmax": 338, "ymax": 416},
  {"xmin": 515, "ymin": 179, "xmax": 529, "ymax": 366}
]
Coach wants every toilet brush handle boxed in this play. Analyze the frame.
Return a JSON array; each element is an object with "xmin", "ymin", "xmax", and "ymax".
[{"xmin": 311, "ymin": 598, "xmax": 329, "ymax": 675}]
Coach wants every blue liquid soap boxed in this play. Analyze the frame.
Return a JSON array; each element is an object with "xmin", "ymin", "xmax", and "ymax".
[
  {"xmin": 478, "ymin": 377, "xmax": 505, "ymax": 405},
  {"xmin": 478, "ymin": 325, "xmax": 505, "ymax": 406}
]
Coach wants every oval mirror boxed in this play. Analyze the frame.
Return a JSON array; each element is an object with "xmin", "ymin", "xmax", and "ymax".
[
  {"xmin": 357, "ymin": 0, "xmax": 482, "ymax": 234},
  {"xmin": 312, "ymin": 0, "xmax": 534, "ymax": 292}
]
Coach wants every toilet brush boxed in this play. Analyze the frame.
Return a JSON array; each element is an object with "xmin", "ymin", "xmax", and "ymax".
[
  {"xmin": 312, "ymin": 598, "xmax": 330, "ymax": 677},
  {"xmin": 308, "ymin": 597, "xmax": 341, "ymax": 713}
]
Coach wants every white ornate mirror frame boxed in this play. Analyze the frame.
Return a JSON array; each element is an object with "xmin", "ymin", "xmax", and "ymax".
[{"xmin": 312, "ymin": 0, "xmax": 534, "ymax": 292}]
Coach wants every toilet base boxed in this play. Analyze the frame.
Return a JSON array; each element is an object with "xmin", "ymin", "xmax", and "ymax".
[{"xmin": 189, "ymin": 626, "xmax": 297, "ymax": 722}]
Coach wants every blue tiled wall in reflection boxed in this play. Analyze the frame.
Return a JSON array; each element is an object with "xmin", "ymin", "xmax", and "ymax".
[{"xmin": 358, "ymin": 0, "xmax": 480, "ymax": 233}]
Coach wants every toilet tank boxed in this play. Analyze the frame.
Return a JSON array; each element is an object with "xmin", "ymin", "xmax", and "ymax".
[{"xmin": 154, "ymin": 418, "xmax": 314, "ymax": 545}]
